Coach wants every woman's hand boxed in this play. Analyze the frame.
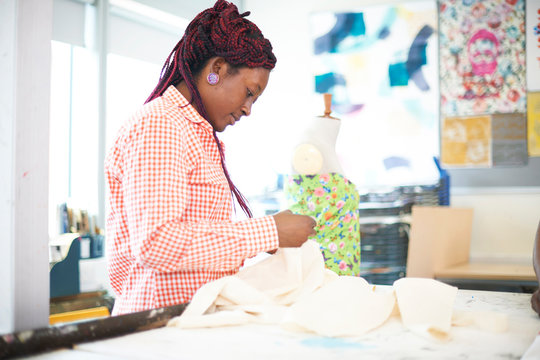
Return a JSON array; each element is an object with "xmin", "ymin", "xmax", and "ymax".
[{"xmin": 272, "ymin": 210, "xmax": 317, "ymax": 248}]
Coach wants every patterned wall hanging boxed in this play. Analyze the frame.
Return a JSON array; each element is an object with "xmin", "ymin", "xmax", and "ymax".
[
  {"xmin": 439, "ymin": 0, "xmax": 526, "ymax": 117},
  {"xmin": 526, "ymin": 0, "xmax": 540, "ymax": 92}
]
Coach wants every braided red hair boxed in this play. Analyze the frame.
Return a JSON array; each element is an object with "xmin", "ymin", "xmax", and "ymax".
[{"xmin": 146, "ymin": 0, "xmax": 276, "ymax": 218}]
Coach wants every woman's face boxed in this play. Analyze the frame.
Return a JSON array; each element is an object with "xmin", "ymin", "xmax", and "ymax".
[{"xmin": 200, "ymin": 64, "xmax": 270, "ymax": 132}]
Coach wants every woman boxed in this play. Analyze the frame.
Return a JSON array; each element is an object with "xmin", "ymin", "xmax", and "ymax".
[
  {"xmin": 531, "ymin": 220, "xmax": 540, "ymax": 316},
  {"xmin": 105, "ymin": 0, "xmax": 316, "ymax": 315}
]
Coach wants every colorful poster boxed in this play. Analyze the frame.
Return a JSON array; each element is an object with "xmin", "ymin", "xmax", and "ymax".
[
  {"xmin": 441, "ymin": 115, "xmax": 491, "ymax": 167},
  {"xmin": 310, "ymin": 1, "xmax": 439, "ymax": 187},
  {"xmin": 528, "ymin": 92, "xmax": 540, "ymax": 156},
  {"xmin": 526, "ymin": 0, "xmax": 540, "ymax": 91},
  {"xmin": 491, "ymin": 113, "xmax": 527, "ymax": 166},
  {"xmin": 439, "ymin": 0, "xmax": 526, "ymax": 116}
]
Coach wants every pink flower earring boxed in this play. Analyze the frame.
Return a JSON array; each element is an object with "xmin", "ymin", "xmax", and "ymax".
[{"xmin": 207, "ymin": 72, "xmax": 219, "ymax": 85}]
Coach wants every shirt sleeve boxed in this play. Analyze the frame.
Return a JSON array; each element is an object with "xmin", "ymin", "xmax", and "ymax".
[{"xmin": 123, "ymin": 112, "xmax": 279, "ymax": 273}]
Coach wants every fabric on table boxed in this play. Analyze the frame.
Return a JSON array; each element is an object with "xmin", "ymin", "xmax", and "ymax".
[
  {"xmin": 393, "ymin": 277, "xmax": 458, "ymax": 342},
  {"xmin": 105, "ymin": 85, "xmax": 279, "ymax": 315},
  {"xmin": 168, "ymin": 240, "xmax": 470, "ymax": 341},
  {"xmin": 451, "ymin": 309, "xmax": 508, "ymax": 333},
  {"xmin": 282, "ymin": 275, "xmax": 396, "ymax": 337},
  {"xmin": 284, "ymin": 173, "xmax": 361, "ymax": 276},
  {"xmin": 236, "ymin": 237, "xmax": 332, "ymax": 306}
]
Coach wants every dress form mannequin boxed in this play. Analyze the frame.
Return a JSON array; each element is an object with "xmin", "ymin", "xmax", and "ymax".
[
  {"xmin": 285, "ymin": 94, "xmax": 361, "ymax": 276},
  {"xmin": 291, "ymin": 95, "xmax": 343, "ymax": 175}
]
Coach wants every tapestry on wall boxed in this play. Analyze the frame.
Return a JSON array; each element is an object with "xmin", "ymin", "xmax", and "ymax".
[
  {"xmin": 440, "ymin": 112, "xmax": 527, "ymax": 167},
  {"xmin": 529, "ymin": 92, "xmax": 540, "ymax": 156},
  {"xmin": 441, "ymin": 115, "xmax": 492, "ymax": 167},
  {"xmin": 526, "ymin": 0, "xmax": 540, "ymax": 157},
  {"xmin": 439, "ymin": 0, "xmax": 526, "ymax": 117},
  {"xmin": 491, "ymin": 113, "xmax": 527, "ymax": 166},
  {"xmin": 526, "ymin": 0, "xmax": 540, "ymax": 92},
  {"xmin": 309, "ymin": 1, "xmax": 439, "ymax": 188}
]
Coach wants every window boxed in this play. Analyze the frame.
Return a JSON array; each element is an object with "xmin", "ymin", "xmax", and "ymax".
[
  {"xmin": 49, "ymin": 40, "xmax": 99, "ymax": 237},
  {"xmin": 106, "ymin": 54, "xmax": 161, "ymax": 150}
]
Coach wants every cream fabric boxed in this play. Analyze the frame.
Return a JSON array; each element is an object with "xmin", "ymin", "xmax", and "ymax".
[
  {"xmin": 282, "ymin": 276, "xmax": 395, "ymax": 337},
  {"xmin": 168, "ymin": 240, "xmax": 501, "ymax": 341},
  {"xmin": 393, "ymin": 277, "xmax": 457, "ymax": 341}
]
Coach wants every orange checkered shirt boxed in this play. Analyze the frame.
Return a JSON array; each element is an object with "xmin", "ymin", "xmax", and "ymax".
[{"xmin": 105, "ymin": 85, "xmax": 279, "ymax": 315}]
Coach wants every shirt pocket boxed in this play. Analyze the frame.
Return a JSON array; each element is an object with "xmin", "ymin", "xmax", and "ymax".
[
  {"xmin": 189, "ymin": 159, "xmax": 228, "ymax": 186},
  {"xmin": 187, "ymin": 160, "xmax": 231, "ymax": 219}
]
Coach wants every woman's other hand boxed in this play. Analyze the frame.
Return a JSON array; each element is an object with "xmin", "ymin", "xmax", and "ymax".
[{"xmin": 272, "ymin": 210, "xmax": 317, "ymax": 248}]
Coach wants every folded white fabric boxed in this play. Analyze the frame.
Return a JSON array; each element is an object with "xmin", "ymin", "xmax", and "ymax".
[
  {"xmin": 393, "ymin": 277, "xmax": 458, "ymax": 341},
  {"xmin": 168, "ymin": 240, "xmax": 483, "ymax": 342},
  {"xmin": 451, "ymin": 309, "xmax": 508, "ymax": 333},
  {"xmin": 282, "ymin": 276, "xmax": 395, "ymax": 337},
  {"xmin": 169, "ymin": 240, "xmax": 328, "ymax": 328},
  {"xmin": 236, "ymin": 239, "xmax": 328, "ymax": 305}
]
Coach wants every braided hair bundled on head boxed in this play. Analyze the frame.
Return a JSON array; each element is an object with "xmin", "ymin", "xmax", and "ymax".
[{"xmin": 146, "ymin": 0, "xmax": 276, "ymax": 218}]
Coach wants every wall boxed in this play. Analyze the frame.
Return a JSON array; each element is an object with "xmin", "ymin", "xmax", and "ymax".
[
  {"xmin": 451, "ymin": 188, "xmax": 540, "ymax": 263},
  {"xmin": 1, "ymin": 0, "xmax": 52, "ymax": 333},
  {"xmin": 245, "ymin": 0, "xmax": 540, "ymax": 264}
]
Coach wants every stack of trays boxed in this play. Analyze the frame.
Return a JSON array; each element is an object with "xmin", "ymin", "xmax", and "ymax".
[
  {"xmin": 359, "ymin": 216, "xmax": 410, "ymax": 285},
  {"xmin": 358, "ymin": 199, "xmax": 413, "ymax": 217},
  {"xmin": 400, "ymin": 183, "xmax": 441, "ymax": 206},
  {"xmin": 359, "ymin": 182, "xmax": 443, "ymax": 207},
  {"xmin": 357, "ymin": 179, "xmax": 447, "ymax": 285}
]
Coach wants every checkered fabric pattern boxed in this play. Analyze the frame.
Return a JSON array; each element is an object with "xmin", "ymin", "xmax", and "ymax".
[{"xmin": 105, "ymin": 85, "xmax": 279, "ymax": 315}]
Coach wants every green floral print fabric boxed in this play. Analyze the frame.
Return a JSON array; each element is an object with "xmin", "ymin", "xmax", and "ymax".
[{"xmin": 284, "ymin": 173, "xmax": 361, "ymax": 276}]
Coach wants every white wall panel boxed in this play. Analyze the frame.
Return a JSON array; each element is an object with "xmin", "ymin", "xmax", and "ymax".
[
  {"xmin": 452, "ymin": 188, "xmax": 540, "ymax": 263},
  {"xmin": 53, "ymin": 0, "xmax": 86, "ymax": 46},
  {"xmin": 1, "ymin": 0, "xmax": 52, "ymax": 333},
  {"xmin": 108, "ymin": 14, "xmax": 180, "ymax": 65}
]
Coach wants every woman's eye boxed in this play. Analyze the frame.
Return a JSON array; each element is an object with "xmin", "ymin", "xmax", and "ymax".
[{"xmin": 247, "ymin": 89, "xmax": 254, "ymax": 97}]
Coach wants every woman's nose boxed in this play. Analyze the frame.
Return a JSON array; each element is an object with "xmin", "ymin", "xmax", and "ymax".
[{"xmin": 241, "ymin": 100, "xmax": 253, "ymax": 116}]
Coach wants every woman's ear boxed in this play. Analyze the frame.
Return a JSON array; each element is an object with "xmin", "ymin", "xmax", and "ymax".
[
  {"xmin": 198, "ymin": 57, "xmax": 229, "ymax": 89},
  {"xmin": 208, "ymin": 57, "xmax": 227, "ymax": 75}
]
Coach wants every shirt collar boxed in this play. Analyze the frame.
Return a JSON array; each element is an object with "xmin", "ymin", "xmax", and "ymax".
[{"xmin": 162, "ymin": 85, "xmax": 214, "ymax": 133}]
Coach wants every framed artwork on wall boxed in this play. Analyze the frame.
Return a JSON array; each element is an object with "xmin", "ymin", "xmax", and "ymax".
[{"xmin": 310, "ymin": 1, "xmax": 439, "ymax": 187}]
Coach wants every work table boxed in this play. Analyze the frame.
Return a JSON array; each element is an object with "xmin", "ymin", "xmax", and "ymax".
[
  {"xmin": 435, "ymin": 262, "xmax": 536, "ymax": 282},
  {"xmin": 19, "ymin": 288, "xmax": 540, "ymax": 360}
]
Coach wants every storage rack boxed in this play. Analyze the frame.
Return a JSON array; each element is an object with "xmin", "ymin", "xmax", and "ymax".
[{"xmin": 358, "ymin": 181, "xmax": 446, "ymax": 285}]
